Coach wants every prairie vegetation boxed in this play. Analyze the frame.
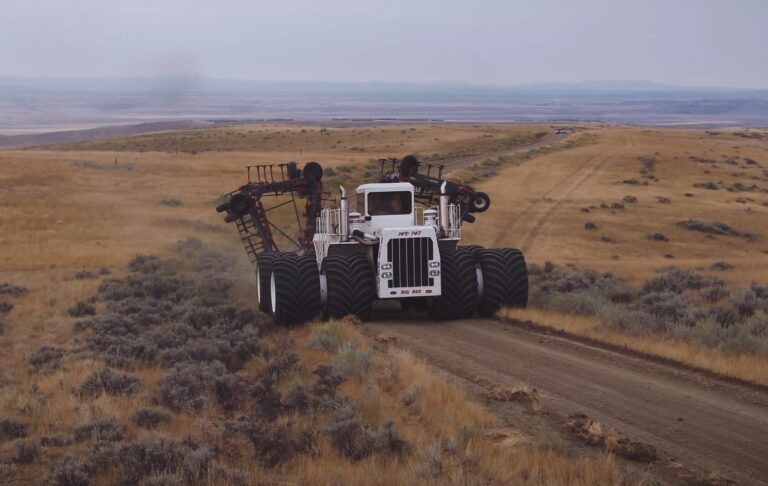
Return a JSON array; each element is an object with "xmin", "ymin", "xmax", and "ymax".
[
  {"xmin": 0, "ymin": 123, "xmax": 621, "ymax": 484},
  {"xmin": 501, "ymin": 262, "xmax": 768, "ymax": 385},
  {"xmin": 38, "ymin": 123, "xmax": 545, "ymax": 158},
  {"xmin": 467, "ymin": 128, "xmax": 768, "ymax": 286},
  {"xmin": 0, "ymin": 244, "xmax": 617, "ymax": 484},
  {"xmin": 2, "ymin": 121, "xmax": 768, "ymax": 481},
  {"xmin": 471, "ymin": 127, "xmax": 768, "ymax": 385}
]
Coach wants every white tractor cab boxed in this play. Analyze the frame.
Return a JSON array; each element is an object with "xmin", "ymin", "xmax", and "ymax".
[
  {"xmin": 314, "ymin": 182, "xmax": 455, "ymax": 301},
  {"xmin": 221, "ymin": 156, "xmax": 528, "ymax": 326}
]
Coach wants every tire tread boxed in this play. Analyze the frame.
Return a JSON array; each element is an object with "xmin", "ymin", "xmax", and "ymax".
[{"xmin": 324, "ymin": 254, "xmax": 375, "ymax": 320}]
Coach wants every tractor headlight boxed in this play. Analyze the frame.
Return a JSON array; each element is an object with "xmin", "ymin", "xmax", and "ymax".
[
  {"xmin": 382, "ymin": 271, "xmax": 393, "ymax": 279},
  {"xmin": 429, "ymin": 261, "xmax": 440, "ymax": 268},
  {"xmin": 429, "ymin": 270, "xmax": 440, "ymax": 277},
  {"xmin": 381, "ymin": 263, "xmax": 392, "ymax": 270}
]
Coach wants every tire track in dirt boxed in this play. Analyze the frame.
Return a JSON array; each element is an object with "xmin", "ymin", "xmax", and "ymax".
[
  {"xmin": 491, "ymin": 136, "xmax": 635, "ymax": 251},
  {"xmin": 364, "ymin": 313, "xmax": 768, "ymax": 485},
  {"xmin": 440, "ymin": 133, "xmax": 563, "ymax": 174},
  {"xmin": 516, "ymin": 136, "xmax": 636, "ymax": 251}
]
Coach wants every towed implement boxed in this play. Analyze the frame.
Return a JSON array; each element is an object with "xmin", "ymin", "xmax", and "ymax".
[{"xmin": 217, "ymin": 156, "xmax": 528, "ymax": 325}]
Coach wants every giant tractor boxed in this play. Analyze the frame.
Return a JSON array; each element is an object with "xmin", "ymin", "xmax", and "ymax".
[{"xmin": 217, "ymin": 156, "xmax": 527, "ymax": 324}]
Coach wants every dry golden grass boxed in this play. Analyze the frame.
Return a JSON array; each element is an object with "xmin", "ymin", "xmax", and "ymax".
[
  {"xmin": 2, "ymin": 121, "xmax": 767, "ymax": 482},
  {"xmin": 0, "ymin": 122, "xmax": 619, "ymax": 484},
  {"xmin": 220, "ymin": 322, "xmax": 620, "ymax": 485},
  {"xmin": 455, "ymin": 126, "xmax": 768, "ymax": 386},
  {"xmin": 0, "ymin": 313, "xmax": 620, "ymax": 484},
  {"xmin": 464, "ymin": 127, "xmax": 768, "ymax": 286},
  {"xmin": 274, "ymin": 320, "xmax": 619, "ymax": 485},
  {"xmin": 499, "ymin": 307, "xmax": 768, "ymax": 387},
  {"xmin": 40, "ymin": 123, "xmax": 546, "ymax": 157}
]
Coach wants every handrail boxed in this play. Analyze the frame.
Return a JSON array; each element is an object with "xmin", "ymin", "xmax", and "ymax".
[{"xmin": 316, "ymin": 205, "xmax": 461, "ymax": 239}]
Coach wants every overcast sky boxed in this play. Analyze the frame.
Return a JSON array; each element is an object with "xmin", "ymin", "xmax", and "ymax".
[{"xmin": 1, "ymin": 0, "xmax": 766, "ymax": 88}]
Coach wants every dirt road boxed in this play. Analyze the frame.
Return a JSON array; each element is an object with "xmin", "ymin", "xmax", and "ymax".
[
  {"xmin": 491, "ymin": 136, "xmax": 634, "ymax": 251},
  {"xmin": 364, "ymin": 312, "xmax": 768, "ymax": 484},
  {"xmin": 438, "ymin": 132, "xmax": 564, "ymax": 174}
]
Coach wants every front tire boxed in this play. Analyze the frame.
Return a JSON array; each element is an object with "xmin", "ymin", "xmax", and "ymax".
[
  {"xmin": 270, "ymin": 253, "xmax": 321, "ymax": 326},
  {"xmin": 499, "ymin": 248, "xmax": 528, "ymax": 308},
  {"xmin": 477, "ymin": 249, "xmax": 508, "ymax": 317},
  {"xmin": 324, "ymin": 254, "xmax": 375, "ymax": 320},
  {"xmin": 457, "ymin": 245, "xmax": 483, "ymax": 261},
  {"xmin": 428, "ymin": 250, "xmax": 478, "ymax": 320}
]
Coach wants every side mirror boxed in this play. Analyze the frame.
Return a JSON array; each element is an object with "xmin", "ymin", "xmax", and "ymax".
[{"xmin": 364, "ymin": 216, "xmax": 372, "ymax": 221}]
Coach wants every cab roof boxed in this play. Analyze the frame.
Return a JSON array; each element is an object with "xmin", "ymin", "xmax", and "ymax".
[{"xmin": 356, "ymin": 182, "xmax": 414, "ymax": 193}]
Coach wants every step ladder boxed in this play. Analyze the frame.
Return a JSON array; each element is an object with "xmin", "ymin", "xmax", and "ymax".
[{"xmin": 235, "ymin": 201, "xmax": 276, "ymax": 269}]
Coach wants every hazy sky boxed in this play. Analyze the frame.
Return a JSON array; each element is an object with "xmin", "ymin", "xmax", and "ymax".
[{"xmin": 2, "ymin": 0, "xmax": 766, "ymax": 88}]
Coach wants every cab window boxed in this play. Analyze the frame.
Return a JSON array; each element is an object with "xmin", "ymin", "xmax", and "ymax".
[{"xmin": 367, "ymin": 191, "xmax": 412, "ymax": 215}]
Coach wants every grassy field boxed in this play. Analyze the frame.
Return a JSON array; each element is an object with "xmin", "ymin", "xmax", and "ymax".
[
  {"xmin": 0, "ymin": 123, "xmax": 624, "ymax": 484},
  {"xmin": 465, "ymin": 127, "xmax": 768, "ymax": 285},
  {"xmin": 455, "ymin": 127, "xmax": 768, "ymax": 385},
  {"xmin": 1, "ymin": 121, "xmax": 767, "ymax": 482}
]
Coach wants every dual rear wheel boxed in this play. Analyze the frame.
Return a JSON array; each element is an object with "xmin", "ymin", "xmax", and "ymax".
[
  {"xmin": 258, "ymin": 252, "xmax": 375, "ymax": 326},
  {"xmin": 257, "ymin": 245, "xmax": 528, "ymax": 326},
  {"xmin": 261, "ymin": 253, "xmax": 321, "ymax": 326},
  {"xmin": 474, "ymin": 247, "xmax": 528, "ymax": 317},
  {"xmin": 424, "ymin": 245, "xmax": 528, "ymax": 319}
]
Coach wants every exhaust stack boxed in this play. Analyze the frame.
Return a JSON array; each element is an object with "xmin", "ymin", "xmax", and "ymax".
[
  {"xmin": 440, "ymin": 181, "xmax": 449, "ymax": 234},
  {"xmin": 340, "ymin": 186, "xmax": 348, "ymax": 241}
]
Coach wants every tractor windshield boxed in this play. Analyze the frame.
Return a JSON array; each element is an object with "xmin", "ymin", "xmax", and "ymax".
[{"xmin": 367, "ymin": 191, "xmax": 412, "ymax": 216}]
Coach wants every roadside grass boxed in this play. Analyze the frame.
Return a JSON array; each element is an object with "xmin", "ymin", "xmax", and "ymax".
[
  {"xmin": 499, "ymin": 307, "xmax": 768, "ymax": 387},
  {"xmin": 4, "ymin": 122, "xmax": 767, "ymax": 481},
  {"xmin": 421, "ymin": 130, "xmax": 548, "ymax": 161},
  {"xmin": 454, "ymin": 131, "xmax": 598, "ymax": 184},
  {"xmin": 0, "ymin": 249, "xmax": 620, "ymax": 485},
  {"xmin": 499, "ymin": 261, "xmax": 768, "ymax": 387},
  {"xmin": 464, "ymin": 128, "xmax": 768, "ymax": 287},
  {"xmin": 38, "ymin": 123, "xmax": 544, "ymax": 158}
]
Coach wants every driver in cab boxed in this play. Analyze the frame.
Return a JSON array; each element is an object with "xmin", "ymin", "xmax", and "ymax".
[{"xmin": 369, "ymin": 193, "xmax": 403, "ymax": 215}]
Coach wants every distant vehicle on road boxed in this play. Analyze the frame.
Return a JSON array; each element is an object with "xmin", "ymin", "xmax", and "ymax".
[{"xmin": 554, "ymin": 129, "xmax": 568, "ymax": 135}]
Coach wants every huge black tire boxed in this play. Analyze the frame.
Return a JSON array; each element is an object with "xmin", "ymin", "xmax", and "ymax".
[
  {"xmin": 256, "ymin": 252, "xmax": 278, "ymax": 313},
  {"xmin": 324, "ymin": 254, "xmax": 375, "ymax": 320},
  {"xmin": 498, "ymin": 248, "xmax": 528, "ymax": 308},
  {"xmin": 458, "ymin": 245, "xmax": 484, "ymax": 261},
  {"xmin": 270, "ymin": 253, "xmax": 321, "ymax": 326},
  {"xmin": 477, "ymin": 249, "xmax": 509, "ymax": 317},
  {"xmin": 428, "ymin": 250, "xmax": 478, "ymax": 320},
  {"xmin": 295, "ymin": 253, "xmax": 323, "ymax": 322}
]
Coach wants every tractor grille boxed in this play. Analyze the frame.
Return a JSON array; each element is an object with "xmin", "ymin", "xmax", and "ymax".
[{"xmin": 387, "ymin": 237, "xmax": 434, "ymax": 288}]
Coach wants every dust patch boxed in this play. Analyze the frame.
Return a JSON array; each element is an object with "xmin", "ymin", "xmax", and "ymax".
[
  {"xmin": 565, "ymin": 413, "xmax": 657, "ymax": 463},
  {"xmin": 486, "ymin": 385, "xmax": 542, "ymax": 412}
]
